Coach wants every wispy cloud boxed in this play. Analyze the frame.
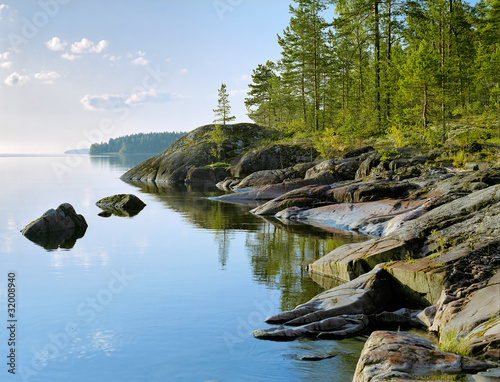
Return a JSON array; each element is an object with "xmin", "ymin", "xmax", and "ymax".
[
  {"xmin": 46, "ymin": 37, "xmax": 67, "ymax": 52},
  {"xmin": 80, "ymin": 94, "xmax": 128, "ymax": 111},
  {"xmin": 61, "ymin": 53, "xmax": 79, "ymax": 61},
  {"xmin": 5, "ymin": 72, "xmax": 30, "ymax": 86},
  {"xmin": 4, "ymin": 70, "xmax": 61, "ymax": 86},
  {"xmin": 0, "ymin": 52, "xmax": 12, "ymax": 69},
  {"xmin": 81, "ymin": 89, "xmax": 174, "ymax": 111},
  {"xmin": 34, "ymin": 71, "xmax": 60, "ymax": 84},
  {"xmin": 104, "ymin": 54, "xmax": 121, "ymax": 62},
  {"xmin": 131, "ymin": 51, "xmax": 149, "ymax": 66},
  {"xmin": 180, "ymin": 68, "xmax": 188, "ymax": 74},
  {"xmin": 71, "ymin": 38, "xmax": 109, "ymax": 54}
]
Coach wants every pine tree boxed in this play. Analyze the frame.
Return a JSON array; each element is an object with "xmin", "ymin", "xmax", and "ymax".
[
  {"xmin": 245, "ymin": 61, "xmax": 276, "ymax": 127},
  {"xmin": 399, "ymin": 40, "xmax": 440, "ymax": 129},
  {"xmin": 213, "ymin": 83, "xmax": 236, "ymax": 125}
]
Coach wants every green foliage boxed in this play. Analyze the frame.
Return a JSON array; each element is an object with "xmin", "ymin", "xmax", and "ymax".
[
  {"xmin": 430, "ymin": 229, "xmax": 446, "ymax": 257},
  {"xmin": 89, "ymin": 131, "xmax": 186, "ymax": 154},
  {"xmin": 312, "ymin": 128, "xmax": 345, "ymax": 159},
  {"xmin": 388, "ymin": 124, "xmax": 405, "ymax": 148},
  {"xmin": 213, "ymin": 83, "xmax": 235, "ymax": 126},
  {"xmin": 243, "ymin": 0, "xmax": 500, "ymax": 147},
  {"xmin": 203, "ymin": 162, "xmax": 230, "ymax": 170},
  {"xmin": 438, "ymin": 330, "xmax": 472, "ymax": 357},
  {"xmin": 378, "ymin": 148, "xmax": 400, "ymax": 162},
  {"xmin": 208, "ymin": 124, "xmax": 227, "ymax": 161}
]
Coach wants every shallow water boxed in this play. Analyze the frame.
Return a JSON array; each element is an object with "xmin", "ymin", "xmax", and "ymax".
[{"xmin": 0, "ymin": 154, "xmax": 370, "ymax": 381}]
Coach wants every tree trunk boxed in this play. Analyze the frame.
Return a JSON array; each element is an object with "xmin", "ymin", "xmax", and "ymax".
[
  {"xmin": 423, "ymin": 83, "xmax": 428, "ymax": 129},
  {"xmin": 385, "ymin": 0, "xmax": 392, "ymax": 123},
  {"xmin": 301, "ymin": 67, "xmax": 307, "ymax": 126},
  {"xmin": 312, "ymin": 7, "xmax": 320, "ymax": 131},
  {"xmin": 373, "ymin": 0, "xmax": 381, "ymax": 124}
]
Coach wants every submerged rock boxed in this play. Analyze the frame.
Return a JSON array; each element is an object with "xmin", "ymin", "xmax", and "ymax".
[
  {"xmin": 21, "ymin": 203, "xmax": 88, "ymax": 250},
  {"xmin": 96, "ymin": 194, "xmax": 146, "ymax": 217}
]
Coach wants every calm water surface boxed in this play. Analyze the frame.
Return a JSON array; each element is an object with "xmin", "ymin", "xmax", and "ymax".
[{"xmin": 0, "ymin": 154, "xmax": 369, "ymax": 382}]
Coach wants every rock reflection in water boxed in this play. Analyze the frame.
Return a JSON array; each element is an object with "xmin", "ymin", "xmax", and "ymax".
[{"xmin": 24, "ymin": 226, "xmax": 87, "ymax": 251}]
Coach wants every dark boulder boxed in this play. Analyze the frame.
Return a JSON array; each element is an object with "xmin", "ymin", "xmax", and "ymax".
[
  {"xmin": 355, "ymin": 153, "xmax": 381, "ymax": 180},
  {"xmin": 96, "ymin": 194, "xmax": 146, "ymax": 217},
  {"xmin": 21, "ymin": 203, "xmax": 88, "ymax": 250},
  {"xmin": 342, "ymin": 146, "xmax": 375, "ymax": 159}
]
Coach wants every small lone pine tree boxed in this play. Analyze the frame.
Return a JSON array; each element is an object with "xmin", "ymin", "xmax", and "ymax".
[
  {"xmin": 213, "ymin": 83, "xmax": 235, "ymax": 125},
  {"xmin": 209, "ymin": 123, "xmax": 226, "ymax": 161}
]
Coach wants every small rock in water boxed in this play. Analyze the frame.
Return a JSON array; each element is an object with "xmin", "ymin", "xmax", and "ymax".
[
  {"xmin": 96, "ymin": 194, "xmax": 146, "ymax": 217},
  {"xmin": 300, "ymin": 354, "xmax": 337, "ymax": 361},
  {"xmin": 98, "ymin": 210, "xmax": 112, "ymax": 217}
]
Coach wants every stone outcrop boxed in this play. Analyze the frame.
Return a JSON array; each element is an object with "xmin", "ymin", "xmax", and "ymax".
[
  {"xmin": 251, "ymin": 179, "xmax": 418, "ymax": 216},
  {"xmin": 232, "ymin": 164, "xmax": 315, "ymax": 190},
  {"xmin": 230, "ymin": 142, "xmax": 317, "ymax": 178},
  {"xmin": 184, "ymin": 167, "xmax": 229, "ymax": 184},
  {"xmin": 21, "ymin": 203, "xmax": 88, "ymax": 250},
  {"xmin": 353, "ymin": 331, "xmax": 494, "ymax": 382},
  {"xmin": 121, "ymin": 123, "xmax": 273, "ymax": 183},
  {"xmin": 252, "ymin": 268, "xmax": 393, "ymax": 340},
  {"xmin": 121, "ymin": 134, "xmax": 500, "ymax": 378}
]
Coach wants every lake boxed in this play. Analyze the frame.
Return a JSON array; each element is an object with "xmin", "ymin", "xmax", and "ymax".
[{"xmin": 0, "ymin": 154, "xmax": 369, "ymax": 382}]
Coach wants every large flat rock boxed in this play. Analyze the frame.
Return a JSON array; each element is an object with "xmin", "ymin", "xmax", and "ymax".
[{"xmin": 353, "ymin": 331, "xmax": 494, "ymax": 382}]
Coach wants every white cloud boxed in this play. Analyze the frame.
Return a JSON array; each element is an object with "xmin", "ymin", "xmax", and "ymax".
[
  {"xmin": 0, "ymin": 52, "xmax": 12, "ymax": 69},
  {"xmin": 61, "ymin": 53, "xmax": 79, "ymax": 61},
  {"xmin": 180, "ymin": 68, "xmax": 188, "ymax": 74},
  {"xmin": 71, "ymin": 38, "xmax": 109, "ymax": 54},
  {"xmin": 229, "ymin": 89, "xmax": 248, "ymax": 97},
  {"xmin": 46, "ymin": 37, "xmax": 67, "ymax": 51},
  {"xmin": 132, "ymin": 56, "xmax": 148, "ymax": 66},
  {"xmin": 104, "ymin": 54, "xmax": 121, "ymax": 62},
  {"xmin": 5, "ymin": 72, "xmax": 30, "ymax": 86},
  {"xmin": 239, "ymin": 74, "xmax": 251, "ymax": 82},
  {"xmin": 131, "ymin": 50, "xmax": 149, "ymax": 66},
  {"xmin": 34, "ymin": 71, "xmax": 60, "ymax": 84},
  {"xmin": 81, "ymin": 94, "xmax": 128, "ymax": 111},
  {"xmin": 125, "ymin": 89, "xmax": 170, "ymax": 105},
  {"xmin": 81, "ymin": 89, "xmax": 173, "ymax": 111},
  {"xmin": 0, "ymin": 4, "xmax": 8, "ymax": 19}
]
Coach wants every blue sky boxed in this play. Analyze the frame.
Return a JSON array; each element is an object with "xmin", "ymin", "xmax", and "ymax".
[{"xmin": 0, "ymin": 0, "xmax": 292, "ymax": 153}]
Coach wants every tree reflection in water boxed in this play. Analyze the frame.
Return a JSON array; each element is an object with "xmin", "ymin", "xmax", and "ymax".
[{"xmin": 123, "ymin": 180, "xmax": 370, "ymax": 311}]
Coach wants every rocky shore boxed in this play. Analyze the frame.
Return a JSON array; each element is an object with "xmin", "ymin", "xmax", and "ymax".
[{"xmin": 122, "ymin": 124, "xmax": 500, "ymax": 380}]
